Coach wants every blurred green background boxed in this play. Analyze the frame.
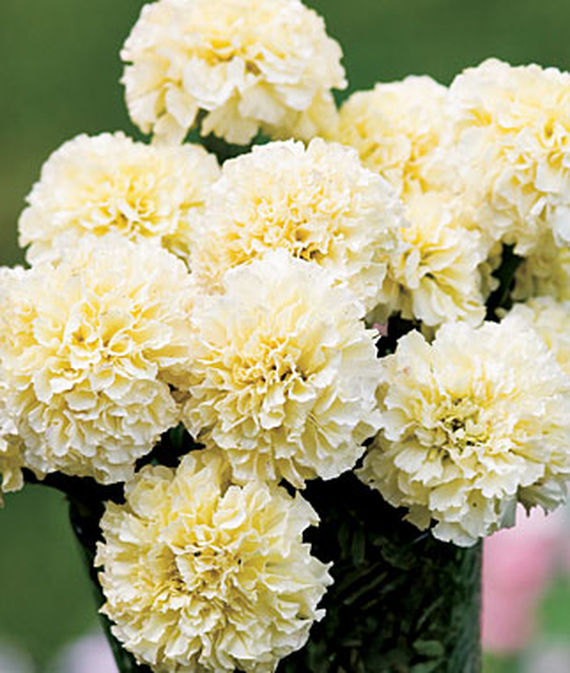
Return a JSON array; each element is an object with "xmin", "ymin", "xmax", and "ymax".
[{"xmin": 1, "ymin": 0, "xmax": 570, "ymax": 670}]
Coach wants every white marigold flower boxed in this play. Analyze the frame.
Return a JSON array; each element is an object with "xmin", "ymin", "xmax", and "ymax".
[
  {"xmin": 374, "ymin": 192, "xmax": 488, "ymax": 327},
  {"xmin": 0, "ymin": 237, "xmax": 195, "ymax": 484},
  {"xmin": 0, "ymin": 270, "xmax": 27, "ymax": 498},
  {"xmin": 508, "ymin": 297, "xmax": 570, "ymax": 376},
  {"xmin": 335, "ymin": 76, "xmax": 448, "ymax": 199},
  {"xmin": 448, "ymin": 58, "xmax": 570, "ymax": 254},
  {"xmin": 18, "ymin": 132, "xmax": 219, "ymax": 265},
  {"xmin": 0, "ymin": 386, "xmax": 25, "ymax": 499},
  {"xmin": 358, "ymin": 318, "xmax": 570, "ymax": 547},
  {"xmin": 513, "ymin": 231, "xmax": 570, "ymax": 301},
  {"xmin": 190, "ymin": 139, "xmax": 404, "ymax": 313},
  {"xmin": 121, "ymin": 0, "xmax": 346, "ymax": 145},
  {"xmin": 183, "ymin": 250, "xmax": 382, "ymax": 488},
  {"xmin": 95, "ymin": 450, "xmax": 332, "ymax": 673}
]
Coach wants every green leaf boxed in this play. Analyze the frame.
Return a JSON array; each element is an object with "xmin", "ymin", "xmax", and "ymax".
[{"xmin": 413, "ymin": 639, "xmax": 446, "ymax": 658}]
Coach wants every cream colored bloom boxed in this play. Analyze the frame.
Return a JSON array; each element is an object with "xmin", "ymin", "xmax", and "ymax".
[
  {"xmin": 0, "ymin": 385, "xmax": 25, "ymax": 498},
  {"xmin": 183, "ymin": 250, "xmax": 382, "ymax": 488},
  {"xmin": 190, "ymin": 139, "xmax": 404, "ymax": 313},
  {"xmin": 377, "ymin": 191, "xmax": 488, "ymax": 327},
  {"xmin": 335, "ymin": 76, "xmax": 448, "ymax": 198},
  {"xmin": 448, "ymin": 58, "xmax": 570, "ymax": 254},
  {"xmin": 0, "ymin": 270, "xmax": 27, "ymax": 498},
  {"xmin": 121, "ymin": 0, "xmax": 346, "ymax": 145},
  {"xmin": 513, "ymin": 231, "xmax": 570, "ymax": 301},
  {"xmin": 508, "ymin": 297, "xmax": 570, "ymax": 376},
  {"xmin": 19, "ymin": 132, "xmax": 219, "ymax": 265},
  {"xmin": 358, "ymin": 318, "xmax": 570, "ymax": 546},
  {"xmin": 96, "ymin": 450, "xmax": 332, "ymax": 673},
  {"xmin": 0, "ymin": 237, "xmax": 195, "ymax": 484}
]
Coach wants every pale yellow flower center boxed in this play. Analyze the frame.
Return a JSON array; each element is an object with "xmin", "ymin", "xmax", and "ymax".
[
  {"xmin": 433, "ymin": 397, "xmax": 488, "ymax": 455},
  {"xmin": 157, "ymin": 542, "xmax": 244, "ymax": 604},
  {"xmin": 231, "ymin": 333, "xmax": 305, "ymax": 389},
  {"xmin": 244, "ymin": 190, "xmax": 341, "ymax": 263}
]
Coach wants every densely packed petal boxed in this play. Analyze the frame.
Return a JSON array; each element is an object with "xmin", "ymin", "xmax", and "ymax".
[
  {"xmin": 507, "ymin": 297, "xmax": 570, "ymax": 375},
  {"xmin": 183, "ymin": 250, "xmax": 382, "ymax": 487},
  {"xmin": 0, "ymin": 383, "xmax": 25, "ymax": 499},
  {"xmin": 0, "ymin": 237, "xmax": 195, "ymax": 484},
  {"xmin": 190, "ymin": 139, "xmax": 404, "ymax": 313},
  {"xmin": 19, "ymin": 132, "xmax": 219, "ymax": 264},
  {"xmin": 0, "ymin": 269, "xmax": 28, "ymax": 498},
  {"xmin": 376, "ymin": 191, "xmax": 488, "ymax": 327},
  {"xmin": 96, "ymin": 450, "xmax": 332, "ymax": 673},
  {"xmin": 121, "ymin": 0, "xmax": 346, "ymax": 144},
  {"xmin": 447, "ymin": 59, "xmax": 570, "ymax": 254},
  {"xmin": 358, "ymin": 318, "xmax": 570, "ymax": 546},
  {"xmin": 335, "ymin": 76, "xmax": 448, "ymax": 198}
]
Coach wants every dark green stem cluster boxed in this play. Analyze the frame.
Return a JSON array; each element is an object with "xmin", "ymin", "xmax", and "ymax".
[{"xmin": 279, "ymin": 474, "xmax": 482, "ymax": 673}]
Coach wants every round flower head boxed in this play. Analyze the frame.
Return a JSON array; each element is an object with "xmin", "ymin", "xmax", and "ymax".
[
  {"xmin": 335, "ymin": 76, "xmax": 448, "ymax": 199},
  {"xmin": 508, "ymin": 297, "xmax": 570, "ymax": 376},
  {"xmin": 448, "ymin": 58, "xmax": 570, "ymax": 254},
  {"xmin": 19, "ymin": 132, "xmax": 219, "ymax": 265},
  {"xmin": 121, "ymin": 0, "xmax": 346, "ymax": 145},
  {"xmin": 190, "ymin": 139, "xmax": 404, "ymax": 313},
  {"xmin": 358, "ymin": 317, "xmax": 570, "ymax": 546},
  {"xmin": 376, "ymin": 191, "xmax": 488, "ymax": 327},
  {"xmin": 513, "ymin": 231, "xmax": 570, "ymax": 302},
  {"xmin": 183, "ymin": 250, "xmax": 382, "ymax": 488},
  {"xmin": 96, "ymin": 450, "xmax": 332, "ymax": 673},
  {"xmin": 0, "ymin": 237, "xmax": 195, "ymax": 484}
]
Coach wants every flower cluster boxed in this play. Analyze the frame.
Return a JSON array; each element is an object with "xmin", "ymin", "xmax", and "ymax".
[
  {"xmin": 96, "ymin": 450, "xmax": 332, "ymax": 673},
  {"xmin": 329, "ymin": 76, "xmax": 495, "ymax": 328},
  {"xmin": 5, "ymin": 0, "xmax": 570, "ymax": 669},
  {"xmin": 358, "ymin": 318, "xmax": 570, "ymax": 546},
  {"xmin": 332, "ymin": 57, "xmax": 570, "ymax": 547},
  {"xmin": 121, "ymin": 0, "xmax": 346, "ymax": 144},
  {"xmin": 19, "ymin": 132, "xmax": 219, "ymax": 264}
]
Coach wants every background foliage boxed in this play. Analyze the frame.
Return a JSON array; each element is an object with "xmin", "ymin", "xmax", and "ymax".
[{"xmin": 1, "ymin": 0, "xmax": 570, "ymax": 669}]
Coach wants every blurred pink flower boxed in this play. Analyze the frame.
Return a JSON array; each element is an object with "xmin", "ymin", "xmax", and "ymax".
[{"xmin": 482, "ymin": 505, "xmax": 565, "ymax": 653}]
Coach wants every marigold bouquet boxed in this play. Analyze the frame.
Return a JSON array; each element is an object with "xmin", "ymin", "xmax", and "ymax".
[{"xmin": 2, "ymin": 1, "xmax": 570, "ymax": 671}]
